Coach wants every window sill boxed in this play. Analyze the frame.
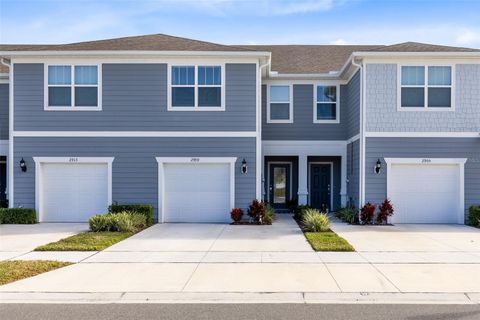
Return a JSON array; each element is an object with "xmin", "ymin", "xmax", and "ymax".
[
  {"xmin": 167, "ymin": 106, "xmax": 225, "ymax": 111},
  {"xmin": 314, "ymin": 119, "xmax": 340, "ymax": 124},
  {"xmin": 44, "ymin": 106, "xmax": 102, "ymax": 111},
  {"xmin": 267, "ymin": 119, "xmax": 294, "ymax": 124},
  {"xmin": 397, "ymin": 106, "xmax": 454, "ymax": 112}
]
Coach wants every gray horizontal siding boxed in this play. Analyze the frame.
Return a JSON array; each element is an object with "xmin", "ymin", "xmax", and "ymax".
[
  {"xmin": 346, "ymin": 139, "xmax": 359, "ymax": 208},
  {"xmin": 14, "ymin": 63, "xmax": 257, "ymax": 131},
  {"xmin": 0, "ymin": 84, "xmax": 8, "ymax": 140},
  {"xmin": 365, "ymin": 137, "xmax": 480, "ymax": 222},
  {"xmin": 261, "ymin": 84, "xmax": 348, "ymax": 140},
  {"xmin": 366, "ymin": 63, "xmax": 480, "ymax": 132},
  {"xmin": 344, "ymin": 71, "xmax": 360, "ymax": 139},
  {"xmin": 13, "ymin": 137, "xmax": 256, "ymax": 221}
]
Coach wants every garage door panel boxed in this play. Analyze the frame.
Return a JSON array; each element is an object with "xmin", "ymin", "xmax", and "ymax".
[
  {"xmin": 41, "ymin": 163, "xmax": 109, "ymax": 222},
  {"xmin": 389, "ymin": 163, "xmax": 461, "ymax": 224},
  {"xmin": 163, "ymin": 163, "xmax": 231, "ymax": 223}
]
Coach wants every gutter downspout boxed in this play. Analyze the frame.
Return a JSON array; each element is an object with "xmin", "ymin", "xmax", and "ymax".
[
  {"xmin": 257, "ymin": 57, "xmax": 270, "ymax": 200},
  {"xmin": 1, "ymin": 58, "xmax": 12, "ymax": 208},
  {"xmin": 351, "ymin": 57, "xmax": 365, "ymax": 214}
]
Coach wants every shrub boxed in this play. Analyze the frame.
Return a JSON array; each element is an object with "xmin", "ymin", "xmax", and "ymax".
[
  {"xmin": 89, "ymin": 214, "xmax": 114, "ymax": 232},
  {"xmin": 377, "ymin": 199, "xmax": 394, "ymax": 224},
  {"xmin": 0, "ymin": 208, "xmax": 37, "ymax": 224},
  {"xmin": 468, "ymin": 205, "xmax": 480, "ymax": 227},
  {"xmin": 247, "ymin": 199, "xmax": 265, "ymax": 223},
  {"xmin": 108, "ymin": 204, "xmax": 154, "ymax": 226},
  {"xmin": 293, "ymin": 205, "xmax": 312, "ymax": 220},
  {"xmin": 336, "ymin": 207, "xmax": 358, "ymax": 224},
  {"xmin": 360, "ymin": 202, "xmax": 376, "ymax": 224},
  {"xmin": 302, "ymin": 209, "xmax": 330, "ymax": 232},
  {"xmin": 230, "ymin": 208, "xmax": 244, "ymax": 222},
  {"xmin": 263, "ymin": 204, "xmax": 276, "ymax": 225},
  {"xmin": 89, "ymin": 211, "xmax": 146, "ymax": 233}
]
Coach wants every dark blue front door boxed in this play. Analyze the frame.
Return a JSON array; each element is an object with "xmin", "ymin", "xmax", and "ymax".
[
  {"xmin": 269, "ymin": 164, "xmax": 290, "ymax": 209},
  {"xmin": 310, "ymin": 164, "xmax": 331, "ymax": 212}
]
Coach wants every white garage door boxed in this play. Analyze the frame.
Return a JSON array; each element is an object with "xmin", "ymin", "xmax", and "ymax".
[
  {"xmin": 41, "ymin": 163, "xmax": 109, "ymax": 222},
  {"xmin": 389, "ymin": 164, "xmax": 461, "ymax": 224},
  {"xmin": 163, "ymin": 163, "xmax": 231, "ymax": 223}
]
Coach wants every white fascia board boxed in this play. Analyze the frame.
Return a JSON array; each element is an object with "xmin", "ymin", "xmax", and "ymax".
[
  {"xmin": 0, "ymin": 50, "xmax": 271, "ymax": 58},
  {"xmin": 353, "ymin": 51, "xmax": 480, "ymax": 58}
]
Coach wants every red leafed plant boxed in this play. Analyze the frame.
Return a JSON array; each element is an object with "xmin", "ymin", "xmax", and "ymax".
[
  {"xmin": 360, "ymin": 202, "xmax": 376, "ymax": 225},
  {"xmin": 377, "ymin": 198, "xmax": 394, "ymax": 224},
  {"xmin": 247, "ymin": 199, "xmax": 265, "ymax": 223},
  {"xmin": 230, "ymin": 208, "xmax": 244, "ymax": 223}
]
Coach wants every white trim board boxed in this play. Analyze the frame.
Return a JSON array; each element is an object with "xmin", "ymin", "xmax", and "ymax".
[
  {"xmin": 365, "ymin": 132, "xmax": 480, "ymax": 138},
  {"xmin": 13, "ymin": 131, "xmax": 257, "ymax": 138},
  {"xmin": 32, "ymin": 157, "xmax": 114, "ymax": 222},
  {"xmin": 384, "ymin": 157, "xmax": 467, "ymax": 225},
  {"xmin": 155, "ymin": 157, "xmax": 237, "ymax": 223}
]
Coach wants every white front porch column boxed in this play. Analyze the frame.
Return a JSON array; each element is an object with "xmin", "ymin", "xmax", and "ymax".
[
  {"xmin": 298, "ymin": 155, "xmax": 308, "ymax": 205},
  {"xmin": 340, "ymin": 151, "xmax": 348, "ymax": 207}
]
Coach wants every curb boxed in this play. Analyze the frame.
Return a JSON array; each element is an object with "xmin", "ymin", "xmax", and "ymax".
[{"xmin": 1, "ymin": 292, "xmax": 479, "ymax": 304}]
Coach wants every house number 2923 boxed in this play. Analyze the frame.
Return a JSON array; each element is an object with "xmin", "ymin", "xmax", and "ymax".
[{"xmin": 190, "ymin": 158, "xmax": 200, "ymax": 162}]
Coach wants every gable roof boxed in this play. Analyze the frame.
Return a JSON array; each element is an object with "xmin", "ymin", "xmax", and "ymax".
[
  {"xmin": 1, "ymin": 35, "xmax": 479, "ymax": 75},
  {"xmin": 238, "ymin": 45, "xmax": 382, "ymax": 74},
  {"xmin": 0, "ymin": 34, "xmax": 257, "ymax": 52},
  {"xmin": 368, "ymin": 41, "xmax": 480, "ymax": 52}
]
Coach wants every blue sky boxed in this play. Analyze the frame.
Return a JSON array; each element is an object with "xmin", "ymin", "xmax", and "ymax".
[{"xmin": 1, "ymin": 0, "xmax": 480, "ymax": 48}]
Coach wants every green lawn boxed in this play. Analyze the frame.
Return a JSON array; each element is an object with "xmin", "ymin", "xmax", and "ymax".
[
  {"xmin": 304, "ymin": 232, "xmax": 355, "ymax": 251},
  {"xmin": 0, "ymin": 260, "xmax": 72, "ymax": 285},
  {"xmin": 34, "ymin": 231, "xmax": 134, "ymax": 251}
]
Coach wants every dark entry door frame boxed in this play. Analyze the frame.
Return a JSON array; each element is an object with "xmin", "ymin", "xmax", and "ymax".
[
  {"xmin": 267, "ymin": 162, "xmax": 292, "ymax": 209},
  {"xmin": 308, "ymin": 162, "xmax": 333, "ymax": 212}
]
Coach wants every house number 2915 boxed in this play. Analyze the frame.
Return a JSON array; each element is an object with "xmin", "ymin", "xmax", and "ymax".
[{"xmin": 69, "ymin": 158, "xmax": 79, "ymax": 162}]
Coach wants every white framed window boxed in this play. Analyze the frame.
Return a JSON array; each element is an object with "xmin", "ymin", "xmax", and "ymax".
[
  {"xmin": 168, "ymin": 64, "xmax": 225, "ymax": 111},
  {"xmin": 267, "ymin": 85, "xmax": 293, "ymax": 123},
  {"xmin": 398, "ymin": 65, "xmax": 454, "ymax": 111},
  {"xmin": 314, "ymin": 85, "xmax": 339, "ymax": 123},
  {"xmin": 44, "ymin": 64, "xmax": 101, "ymax": 111}
]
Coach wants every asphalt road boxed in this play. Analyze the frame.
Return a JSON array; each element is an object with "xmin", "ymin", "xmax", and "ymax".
[{"xmin": 1, "ymin": 304, "xmax": 480, "ymax": 320}]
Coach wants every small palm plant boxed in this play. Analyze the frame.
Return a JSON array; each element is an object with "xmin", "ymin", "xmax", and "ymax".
[{"xmin": 302, "ymin": 209, "xmax": 330, "ymax": 232}]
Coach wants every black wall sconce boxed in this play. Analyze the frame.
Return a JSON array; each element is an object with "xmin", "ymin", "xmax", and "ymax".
[
  {"xmin": 374, "ymin": 159, "xmax": 381, "ymax": 174},
  {"xmin": 241, "ymin": 158, "xmax": 248, "ymax": 174},
  {"xmin": 20, "ymin": 158, "xmax": 27, "ymax": 172}
]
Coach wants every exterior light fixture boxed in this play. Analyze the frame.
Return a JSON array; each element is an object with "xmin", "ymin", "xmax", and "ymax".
[
  {"xmin": 241, "ymin": 158, "xmax": 248, "ymax": 174},
  {"xmin": 374, "ymin": 159, "xmax": 381, "ymax": 174},
  {"xmin": 20, "ymin": 158, "xmax": 27, "ymax": 172}
]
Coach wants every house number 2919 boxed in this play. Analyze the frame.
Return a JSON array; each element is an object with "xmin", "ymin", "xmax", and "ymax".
[{"xmin": 421, "ymin": 159, "xmax": 431, "ymax": 163}]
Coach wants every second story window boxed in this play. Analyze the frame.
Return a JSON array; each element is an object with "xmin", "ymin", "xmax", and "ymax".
[
  {"xmin": 169, "ymin": 65, "xmax": 224, "ymax": 111},
  {"xmin": 46, "ymin": 65, "xmax": 100, "ymax": 111},
  {"xmin": 314, "ymin": 85, "xmax": 339, "ymax": 123},
  {"xmin": 400, "ymin": 65, "xmax": 453, "ymax": 110},
  {"xmin": 268, "ymin": 85, "xmax": 292, "ymax": 123}
]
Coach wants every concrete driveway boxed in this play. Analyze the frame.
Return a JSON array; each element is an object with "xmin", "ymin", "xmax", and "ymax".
[
  {"xmin": 0, "ymin": 223, "xmax": 88, "ymax": 260},
  {"xmin": 83, "ymin": 215, "xmax": 315, "ymax": 263}
]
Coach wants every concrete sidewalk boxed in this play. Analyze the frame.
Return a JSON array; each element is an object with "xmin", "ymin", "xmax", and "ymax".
[{"xmin": 2, "ymin": 216, "xmax": 480, "ymax": 304}]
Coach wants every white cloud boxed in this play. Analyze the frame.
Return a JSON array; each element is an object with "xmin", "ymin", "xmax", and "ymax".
[
  {"xmin": 456, "ymin": 29, "xmax": 480, "ymax": 46},
  {"xmin": 330, "ymin": 38, "xmax": 348, "ymax": 45}
]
